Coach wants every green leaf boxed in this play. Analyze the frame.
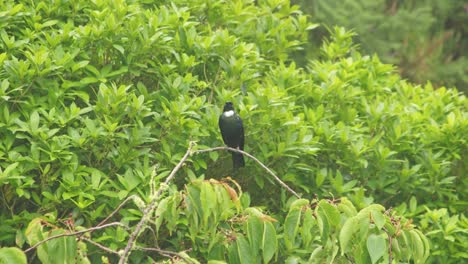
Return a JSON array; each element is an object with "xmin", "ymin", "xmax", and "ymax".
[
  {"xmin": 29, "ymin": 111, "xmax": 39, "ymax": 132},
  {"xmin": 209, "ymin": 151, "xmax": 219, "ymax": 161},
  {"xmin": 113, "ymin": 44, "xmax": 125, "ymax": 55},
  {"xmin": 337, "ymin": 197, "xmax": 357, "ymax": 217},
  {"xmin": 39, "ymin": 230, "xmax": 77, "ymax": 264},
  {"xmin": 289, "ymin": 198, "xmax": 309, "ymax": 209},
  {"xmin": 41, "ymin": 20, "xmax": 59, "ymax": 28},
  {"xmin": 370, "ymin": 210, "xmax": 385, "ymax": 230},
  {"xmin": 262, "ymin": 221, "xmax": 277, "ymax": 263},
  {"xmin": 235, "ymin": 236, "xmax": 255, "ymax": 264},
  {"xmin": 246, "ymin": 215, "xmax": 262, "ymax": 255},
  {"xmin": 25, "ymin": 218, "xmax": 44, "ymax": 246},
  {"xmin": 317, "ymin": 200, "xmax": 341, "ymax": 227},
  {"xmin": 316, "ymin": 168, "xmax": 327, "ymax": 187},
  {"xmin": 339, "ymin": 217, "xmax": 358, "ymax": 255},
  {"xmin": 284, "ymin": 207, "xmax": 301, "ymax": 250},
  {"xmin": 409, "ymin": 196, "xmax": 417, "ymax": 212},
  {"xmin": 316, "ymin": 206, "xmax": 330, "ymax": 244},
  {"xmin": 72, "ymin": 60, "xmax": 89, "ymax": 72},
  {"xmin": 410, "ymin": 230, "xmax": 426, "ymax": 264},
  {"xmin": 90, "ymin": 169, "xmax": 103, "ymax": 190},
  {"xmin": 0, "ymin": 162, "xmax": 19, "ymax": 181},
  {"xmin": 301, "ymin": 208, "xmax": 315, "ymax": 246},
  {"xmin": 154, "ymin": 198, "xmax": 169, "ymax": 235},
  {"xmin": 200, "ymin": 182, "xmax": 216, "ymax": 227},
  {"xmin": 0, "ymin": 247, "xmax": 27, "ymax": 264},
  {"xmin": 367, "ymin": 234, "xmax": 386, "ymax": 264}
]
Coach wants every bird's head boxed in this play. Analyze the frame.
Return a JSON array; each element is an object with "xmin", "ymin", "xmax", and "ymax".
[{"xmin": 223, "ymin": 102, "xmax": 235, "ymax": 112}]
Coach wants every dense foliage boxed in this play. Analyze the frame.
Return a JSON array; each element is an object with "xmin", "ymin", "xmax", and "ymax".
[
  {"xmin": 298, "ymin": 0, "xmax": 468, "ymax": 93},
  {"xmin": 0, "ymin": 0, "xmax": 466, "ymax": 263}
]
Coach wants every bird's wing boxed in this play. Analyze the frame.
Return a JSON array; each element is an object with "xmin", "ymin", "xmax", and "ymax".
[
  {"xmin": 238, "ymin": 116, "xmax": 244, "ymax": 150},
  {"xmin": 219, "ymin": 115, "xmax": 228, "ymax": 144}
]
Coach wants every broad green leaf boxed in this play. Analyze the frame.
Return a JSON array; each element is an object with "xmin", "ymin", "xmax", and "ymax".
[
  {"xmin": 155, "ymin": 198, "xmax": 169, "ymax": 234},
  {"xmin": 41, "ymin": 20, "xmax": 59, "ymax": 28},
  {"xmin": 289, "ymin": 198, "xmax": 309, "ymax": 209},
  {"xmin": 285, "ymin": 256, "xmax": 301, "ymax": 264},
  {"xmin": 366, "ymin": 234, "xmax": 386, "ymax": 264},
  {"xmin": 262, "ymin": 222, "xmax": 277, "ymax": 263},
  {"xmin": 90, "ymin": 169, "xmax": 103, "ymax": 190},
  {"xmin": 29, "ymin": 111, "xmax": 39, "ymax": 132},
  {"xmin": 416, "ymin": 229, "xmax": 430, "ymax": 262},
  {"xmin": 410, "ymin": 230, "xmax": 426, "ymax": 264},
  {"xmin": 317, "ymin": 200, "xmax": 341, "ymax": 227},
  {"xmin": 45, "ymin": 230, "xmax": 77, "ymax": 264},
  {"xmin": 200, "ymin": 182, "xmax": 216, "ymax": 227},
  {"xmin": 0, "ymin": 247, "xmax": 27, "ymax": 264},
  {"xmin": 301, "ymin": 208, "xmax": 315, "ymax": 246},
  {"xmin": 284, "ymin": 207, "xmax": 301, "ymax": 250},
  {"xmin": 246, "ymin": 215, "xmax": 262, "ymax": 255},
  {"xmin": 235, "ymin": 236, "xmax": 255, "ymax": 264},
  {"xmin": 337, "ymin": 197, "xmax": 357, "ymax": 216},
  {"xmin": 356, "ymin": 204, "xmax": 385, "ymax": 221},
  {"xmin": 0, "ymin": 162, "xmax": 19, "ymax": 182},
  {"xmin": 207, "ymin": 261, "xmax": 227, "ymax": 264},
  {"xmin": 409, "ymin": 196, "xmax": 417, "ymax": 212},
  {"xmin": 339, "ymin": 217, "xmax": 358, "ymax": 255},
  {"xmin": 370, "ymin": 210, "xmax": 385, "ymax": 230},
  {"xmin": 316, "ymin": 168, "xmax": 327, "ymax": 187},
  {"xmin": 72, "ymin": 60, "xmax": 89, "ymax": 72},
  {"xmin": 25, "ymin": 218, "xmax": 44, "ymax": 246},
  {"xmin": 316, "ymin": 206, "xmax": 330, "ymax": 244}
]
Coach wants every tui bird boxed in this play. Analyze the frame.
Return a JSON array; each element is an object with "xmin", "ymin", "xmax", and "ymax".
[{"xmin": 219, "ymin": 102, "xmax": 245, "ymax": 169}]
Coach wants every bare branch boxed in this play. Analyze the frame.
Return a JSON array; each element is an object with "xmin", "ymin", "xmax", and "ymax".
[
  {"xmin": 24, "ymin": 222, "xmax": 125, "ymax": 253},
  {"xmin": 82, "ymin": 237, "xmax": 119, "ymax": 255},
  {"xmin": 118, "ymin": 142, "xmax": 195, "ymax": 264},
  {"xmin": 135, "ymin": 247, "xmax": 196, "ymax": 263},
  {"xmin": 136, "ymin": 246, "xmax": 184, "ymax": 256},
  {"xmin": 194, "ymin": 146, "xmax": 301, "ymax": 198},
  {"xmin": 97, "ymin": 195, "xmax": 137, "ymax": 227}
]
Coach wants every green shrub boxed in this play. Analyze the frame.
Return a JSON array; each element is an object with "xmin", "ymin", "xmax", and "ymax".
[{"xmin": 0, "ymin": 0, "xmax": 466, "ymax": 263}]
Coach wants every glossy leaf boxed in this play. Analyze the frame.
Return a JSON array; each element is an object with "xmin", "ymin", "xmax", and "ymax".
[
  {"xmin": 0, "ymin": 247, "xmax": 27, "ymax": 264},
  {"xmin": 366, "ymin": 234, "xmax": 386, "ymax": 264}
]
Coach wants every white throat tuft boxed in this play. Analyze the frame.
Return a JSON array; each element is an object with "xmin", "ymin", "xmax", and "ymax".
[{"xmin": 223, "ymin": 110, "xmax": 235, "ymax": 117}]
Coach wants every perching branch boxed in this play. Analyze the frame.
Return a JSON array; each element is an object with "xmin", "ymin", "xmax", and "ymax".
[
  {"xmin": 118, "ymin": 142, "xmax": 195, "ymax": 264},
  {"xmin": 194, "ymin": 146, "xmax": 301, "ymax": 198},
  {"xmin": 24, "ymin": 222, "xmax": 125, "ymax": 253},
  {"xmin": 26, "ymin": 142, "xmax": 299, "ymax": 263},
  {"xmin": 96, "ymin": 195, "xmax": 137, "ymax": 227},
  {"xmin": 135, "ymin": 246, "xmax": 194, "ymax": 261},
  {"xmin": 119, "ymin": 143, "xmax": 300, "ymax": 262},
  {"xmin": 82, "ymin": 237, "xmax": 119, "ymax": 255}
]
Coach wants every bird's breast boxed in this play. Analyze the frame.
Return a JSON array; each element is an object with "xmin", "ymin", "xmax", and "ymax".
[{"xmin": 223, "ymin": 110, "xmax": 235, "ymax": 117}]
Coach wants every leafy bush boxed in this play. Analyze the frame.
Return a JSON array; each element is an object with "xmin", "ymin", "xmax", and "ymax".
[
  {"xmin": 0, "ymin": 0, "xmax": 466, "ymax": 263},
  {"xmin": 9, "ymin": 180, "xmax": 429, "ymax": 263}
]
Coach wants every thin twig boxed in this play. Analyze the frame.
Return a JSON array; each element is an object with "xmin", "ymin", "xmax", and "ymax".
[
  {"xmin": 118, "ymin": 142, "xmax": 195, "ymax": 264},
  {"xmin": 24, "ymin": 222, "xmax": 125, "ymax": 253},
  {"xmin": 82, "ymin": 237, "xmax": 119, "ymax": 255},
  {"xmin": 97, "ymin": 195, "xmax": 137, "ymax": 227},
  {"xmin": 136, "ymin": 247, "xmax": 196, "ymax": 263},
  {"xmin": 194, "ymin": 146, "xmax": 301, "ymax": 198},
  {"xmin": 136, "ymin": 246, "xmax": 186, "ymax": 257}
]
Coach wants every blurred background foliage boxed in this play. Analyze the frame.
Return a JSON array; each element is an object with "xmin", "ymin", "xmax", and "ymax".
[{"xmin": 294, "ymin": 0, "xmax": 468, "ymax": 93}]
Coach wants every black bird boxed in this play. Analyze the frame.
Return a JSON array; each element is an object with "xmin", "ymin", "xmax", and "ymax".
[{"xmin": 219, "ymin": 102, "xmax": 245, "ymax": 169}]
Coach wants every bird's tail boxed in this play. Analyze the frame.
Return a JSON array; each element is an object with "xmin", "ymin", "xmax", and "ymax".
[{"xmin": 232, "ymin": 152, "xmax": 245, "ymax": 169}]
